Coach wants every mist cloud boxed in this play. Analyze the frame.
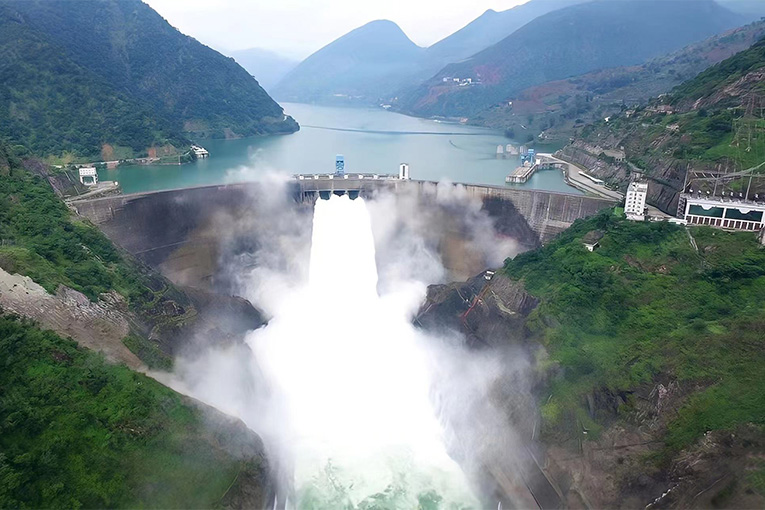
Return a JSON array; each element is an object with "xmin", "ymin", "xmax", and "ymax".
[{"xmin": 165, "ymin": 178, "xmax": 536, "ymax": 507}]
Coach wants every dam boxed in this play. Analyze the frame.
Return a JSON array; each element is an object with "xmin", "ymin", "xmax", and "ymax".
[
  {"xmin": 69, "ymin": 179, "xmax": 615, "ymax": 508},
  {"xmin": 71, "ymin": 178, "xmax": 615, "ymax": 291}
]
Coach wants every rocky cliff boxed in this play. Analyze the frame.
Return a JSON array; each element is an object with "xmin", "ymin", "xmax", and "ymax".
[
  {"xmin": 557, "ymin": 140, "xmax": 686, "ymax": 213},
  {"xmin": 417, "ymin": 214, "xmax": 765, "ymax": 508}
]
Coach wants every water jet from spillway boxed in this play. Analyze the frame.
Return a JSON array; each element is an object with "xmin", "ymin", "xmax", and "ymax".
[{"xmin": 247, "ymin": 195, "xmax": 477, "ymax": 508}]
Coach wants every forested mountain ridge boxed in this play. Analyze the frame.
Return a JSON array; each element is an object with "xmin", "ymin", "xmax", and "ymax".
[
  {"xmin": 396, "ymin": 0, "xmax": 746, "ymax": 118},
  {"xmin": 558, "ymin": 36, "xmax": 765, "ymax": 213},
  {"xmin": 472, "ymin": 19, "xmax": 765, "ymax": 141},
  {"xmin": 0, "ymin": 0, "xmax": 297, "ymax": 161}
]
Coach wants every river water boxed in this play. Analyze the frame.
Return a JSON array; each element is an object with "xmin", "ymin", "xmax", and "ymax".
[{"xmin": 99, "ymin": 103, "xmax": 579, "ymax": 195}]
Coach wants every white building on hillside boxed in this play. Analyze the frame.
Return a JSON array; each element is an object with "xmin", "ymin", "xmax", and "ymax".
[
  {"xmin": 191, "ymin": 145, "xmax": 209, "ymax": 158},
  {"xmin": 625, "ymin": 181, "xmax": 648, "ymax": 221},
  {"xmin": 78, "ymin": 166, "xmax": 98, "ymax": 186}
]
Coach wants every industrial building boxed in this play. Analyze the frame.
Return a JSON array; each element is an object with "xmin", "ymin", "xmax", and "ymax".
[
  {"xmin": 78, "ymin": 166, "xmax": 98, "ymax": 186},
  {"xmin": 191, "ymin": 145, "xmax": 209, "ymax": 158},
  {"xmin": 678, "ymin": 194, "xmax": 765, "ymax": 232},
  {"xmin": 625, "ymin": 181, "xmax": 648, "ymax": 221},
  {"xmin": 398, "ymin": 163, "xmax": 410, "ymax": 180}
]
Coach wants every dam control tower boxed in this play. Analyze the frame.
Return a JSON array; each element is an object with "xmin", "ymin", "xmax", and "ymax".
[
  {"xmin": 335, "ymin": 154, "xmax": 345, "ymax": 176},
  {"xmin": 399, "ymin": 163, "xmax": 410, "ymax": 180}
]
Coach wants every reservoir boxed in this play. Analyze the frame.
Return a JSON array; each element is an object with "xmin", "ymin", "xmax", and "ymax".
[{"xmin": 99, "ymin": 103, "xmax": 580, "ymax": 195}]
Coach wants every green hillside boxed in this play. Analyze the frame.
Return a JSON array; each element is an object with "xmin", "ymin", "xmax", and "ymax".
[
  {"xmin": 504, "ymin": 212, "xmax": 765, "ymax": 502},
  {"xmin": 0, "ymin": 0, "xmax": 297, "ymax": 161},
  {"xmin": 672, "ymin": 36, "xmax": 765, "ymax": 105},
  {"xmin": 0, "ymin": 143, "xmax": 270, "ymax": 507},
  {"xmin": 0, "ymin": 143, "xmax": 187, "ymax": 316},
  {"xmin": 0, "ymin": 315, "xmax": 267, "ymax": 508}
]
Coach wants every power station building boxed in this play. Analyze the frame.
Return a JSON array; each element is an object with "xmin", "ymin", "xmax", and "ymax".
[
  {"xmin": 678, "ymin": 194, "xmax": 765, "ymax": 232},
  {"xmin": 78, "ymin": 166, "xmax": 98, "ymax": 186}
]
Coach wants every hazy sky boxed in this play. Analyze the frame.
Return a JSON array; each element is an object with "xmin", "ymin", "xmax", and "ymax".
[{"xmin": 145, "ymin": 0, "xmax": 529, "ymax": 60}]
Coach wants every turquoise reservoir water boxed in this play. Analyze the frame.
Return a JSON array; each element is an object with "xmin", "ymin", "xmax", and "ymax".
[{"xmin": 98, "ymin": 103, "xmax": 579, "ymax": 195}]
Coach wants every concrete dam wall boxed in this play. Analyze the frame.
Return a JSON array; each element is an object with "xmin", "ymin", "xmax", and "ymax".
[{"xmin": 72, "ymin": 181, "xmax": 615, "ymax": 291}]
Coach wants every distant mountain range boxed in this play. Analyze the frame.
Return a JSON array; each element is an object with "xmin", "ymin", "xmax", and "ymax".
[
  {"xmin": 273, "ymin": 0, "xmax": 587, "ymax": 104},
  {"xmin": 228, "ymin": 48, "xmax": 298, "ymax": 92},
  {"xmin": 472, "ymin": 19, "xmax": 765, "ymax": 139},
  {"xmin": 424, "ymin": 0, "xmax": 587, "ymax": 68},
  {"xmin": 273, "ymin": 20, "xmax": 425, "ymax": 104},
  {"xmin": 0, "ymin": 0, "xmax": 297, "ymax": 160},
  {"xmin": 275, "ymin": 0, "xmax": 761, "ymax": 122},
  {"xmin": 396, "ymin": 0, "xmax": 747, "ymax": 118}
]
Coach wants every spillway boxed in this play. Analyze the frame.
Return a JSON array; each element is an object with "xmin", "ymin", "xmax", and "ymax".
[{"xmin": 247, "ymin": 195, "xmax": 477, "ymax": 507}]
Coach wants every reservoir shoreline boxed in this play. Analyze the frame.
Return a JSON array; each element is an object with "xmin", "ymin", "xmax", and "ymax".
[{"xmin": 99, "ymin": 103, "xmax": 580, "ymax": 196}]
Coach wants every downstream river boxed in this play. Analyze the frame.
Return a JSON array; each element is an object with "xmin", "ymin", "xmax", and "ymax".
[{"xmin": 99, "ymin": 103, "xmax": 579, "ymax": 195}]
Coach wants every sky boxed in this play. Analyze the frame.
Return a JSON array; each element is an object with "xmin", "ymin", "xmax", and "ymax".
[{"xmin": 144, "ymin": 0, "xmax": 530, "ymax": 60}]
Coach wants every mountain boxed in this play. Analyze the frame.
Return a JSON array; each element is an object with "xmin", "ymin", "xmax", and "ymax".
[
  {"xmin": 273, "ymin": 20, "xmax": 425, "ymax": 104},
  {"xmin": 472, "ymin": 19, "xmax": 765, "ymax": 140},
  {"xmin": 397, "ymin": 0, "xmax": 746, "ymax": 118},
  {"xmin": 0, "ymin": 0, "xmax": 297, "ymax": 161},
  {"xmin": 275, "ymin": 0, "xmax": 587, "ymax": 105},
  {"xmin": 717, "ymin": 0, "xmax": 765, "ymax": 19},
  {"xmin": 229, "ymin": 47, "xmax": 298, "ymax": 92},
  {"xmin": 558, "ymin": 35, "xmax": 765, "ymax": 213},
  {"xmin": 425, "ymin": 0, "xmax": 586, "ymax": 67}
]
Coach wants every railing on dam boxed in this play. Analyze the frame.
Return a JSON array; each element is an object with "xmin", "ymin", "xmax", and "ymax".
[{"xmin": 294, "ymin": 174, "xmax": 405, "ymax": 201}]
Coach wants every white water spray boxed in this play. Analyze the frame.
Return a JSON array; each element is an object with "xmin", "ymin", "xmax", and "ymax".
[
  {"xmin": 247, "ymin": 195, "xmax": 476, "ymax": 507},
  {"xmin": 164, "ymin": 194, "xmax": 499, "ymax": 507}
]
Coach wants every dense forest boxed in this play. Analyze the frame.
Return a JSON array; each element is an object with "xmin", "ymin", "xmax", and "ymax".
[
  {"xmin": 0, "ymin": 315, "xmax": 262, "ymax": 508},
  {"xmin": 0, "ymin": 0, "xmax": 298, "ymax": 161}
]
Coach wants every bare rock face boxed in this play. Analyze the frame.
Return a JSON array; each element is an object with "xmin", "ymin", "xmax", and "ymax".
[
  {"xmin": 0, "ymin": 267, "xmax": 139, "ymax": 368},
  {"xmin": 557, "ymin": 141, "xmax": 685, "ymax": 214},
  {"xmin": 417, "ymin": 271, "xmax": 538, "ymax": 348}
]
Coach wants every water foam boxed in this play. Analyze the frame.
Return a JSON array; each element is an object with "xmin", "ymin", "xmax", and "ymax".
[{"xmin": 246, "ymin": 195, "xmax": 477, "ymax": 507}]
